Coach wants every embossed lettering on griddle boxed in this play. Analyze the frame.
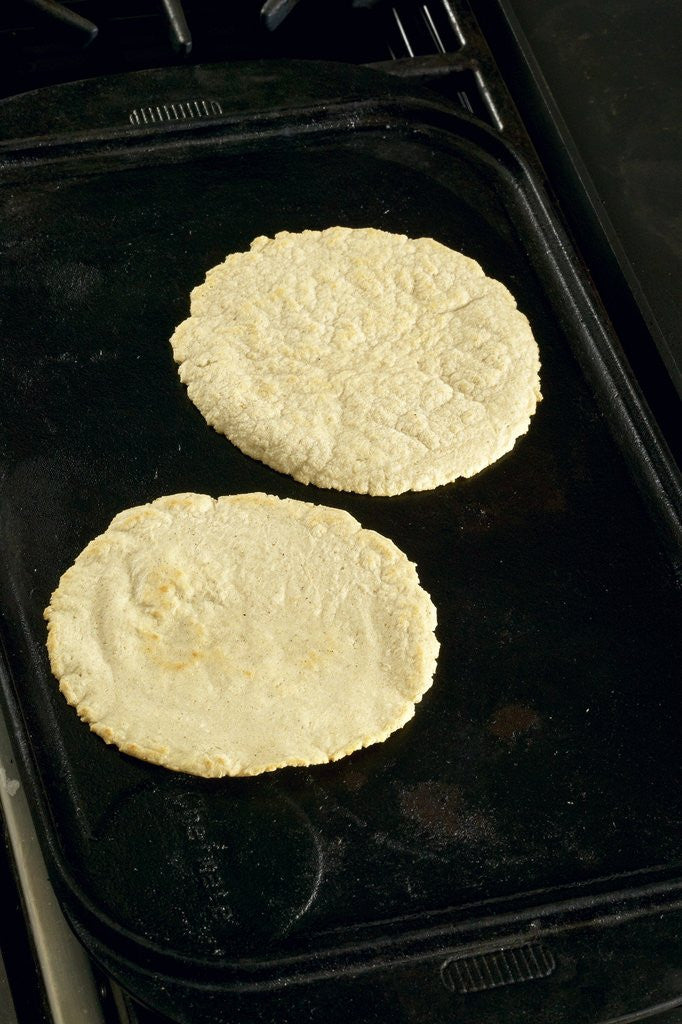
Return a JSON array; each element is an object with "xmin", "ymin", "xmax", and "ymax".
[
  {"xmin": 171, "ymin": 793, "xmax": 236, "ymax": 953},
  {"xmin": 170, "ymin": 790, "xmax": 324, "ymax": 945}
]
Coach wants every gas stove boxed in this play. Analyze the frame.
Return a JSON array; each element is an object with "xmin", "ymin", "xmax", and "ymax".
[{"xmin": 0, "ymin": 2, "xmax": 679, "ymax": 1023}]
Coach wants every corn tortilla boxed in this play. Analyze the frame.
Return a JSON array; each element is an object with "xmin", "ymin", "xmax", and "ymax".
[
  {"xmin": 45, "ymin": 492, "xmax": 439, "ymax": 777},
  {"xmin": 171, "ymin": 227, "xmax": 541, "ymax": 495}
]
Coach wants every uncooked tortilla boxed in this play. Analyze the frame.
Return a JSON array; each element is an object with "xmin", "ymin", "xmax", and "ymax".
[
  {"xmin": 170, "ymin": 226, "xmax": 541, "ymax": 495},
  {"xmin": 45, "ymin": 492, "xmax": 439, "ymax": 777}
]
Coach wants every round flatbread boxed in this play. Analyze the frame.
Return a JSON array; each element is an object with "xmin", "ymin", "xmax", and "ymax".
[
  {"xmin": 171, "ymin": 226, "xmax": 541, "ymax": 495},
  {"xmin": 45, "ymin": 493, "xmax": 439, "ymax": 777}
]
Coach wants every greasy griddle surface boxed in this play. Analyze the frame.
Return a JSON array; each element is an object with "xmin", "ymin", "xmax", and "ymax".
[{"xmin": 0, "ymin": 111, "xmax": 679, "ymax": 962}]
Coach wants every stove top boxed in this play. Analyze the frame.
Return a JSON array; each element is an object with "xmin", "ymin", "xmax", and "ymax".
[
  {"xmin": 0, "ymin": 0, "xmax": 463, "ymax": 95},
  {"xmin": 0, "ymin": 3, "xmax": 679, "ymax": 1022}
]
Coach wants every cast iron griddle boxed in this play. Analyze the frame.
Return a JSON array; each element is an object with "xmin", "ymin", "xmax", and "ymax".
[{"xmin": 0, "ymin": 63, "xmax": 680, "ymax": 1022}]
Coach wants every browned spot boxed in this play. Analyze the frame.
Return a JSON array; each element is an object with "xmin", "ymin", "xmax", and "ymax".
[
  {"xmin": 399, "ymin": 782, "xmax": 463, "ymax": 837},
  {"xmin": 300, "ymin": 650, "xmax": 321, "ymax": 671},
  {"xmin": 399, "ymin": 784, "xmax": 496, "ymax": 845},
  {"xmin": 488, "ymin": 704, "xmax": 540, "ymax": 743}
]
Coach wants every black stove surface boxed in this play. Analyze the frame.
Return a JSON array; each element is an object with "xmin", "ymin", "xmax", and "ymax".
[
  {"xmin": 475, "ymin": 0, "xmax": 681, "ymax": 467},
  {"xmin": 498, "ymin": 0, "xmax": 682, "ymax": 395}
]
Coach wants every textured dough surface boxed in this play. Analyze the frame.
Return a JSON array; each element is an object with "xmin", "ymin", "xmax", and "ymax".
[
  {"xmin": 45, "ymin": 493, "xmax": 439, "ymax": 777},
  {"xmin": 171, "ymin": 227, "xmax": 541, "ymax": 495}
]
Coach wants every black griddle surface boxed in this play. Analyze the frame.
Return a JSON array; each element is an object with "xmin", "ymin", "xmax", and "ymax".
[{"xmin": 0, "ymin": 62, "xmax": 679, "ymax": 1019}]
